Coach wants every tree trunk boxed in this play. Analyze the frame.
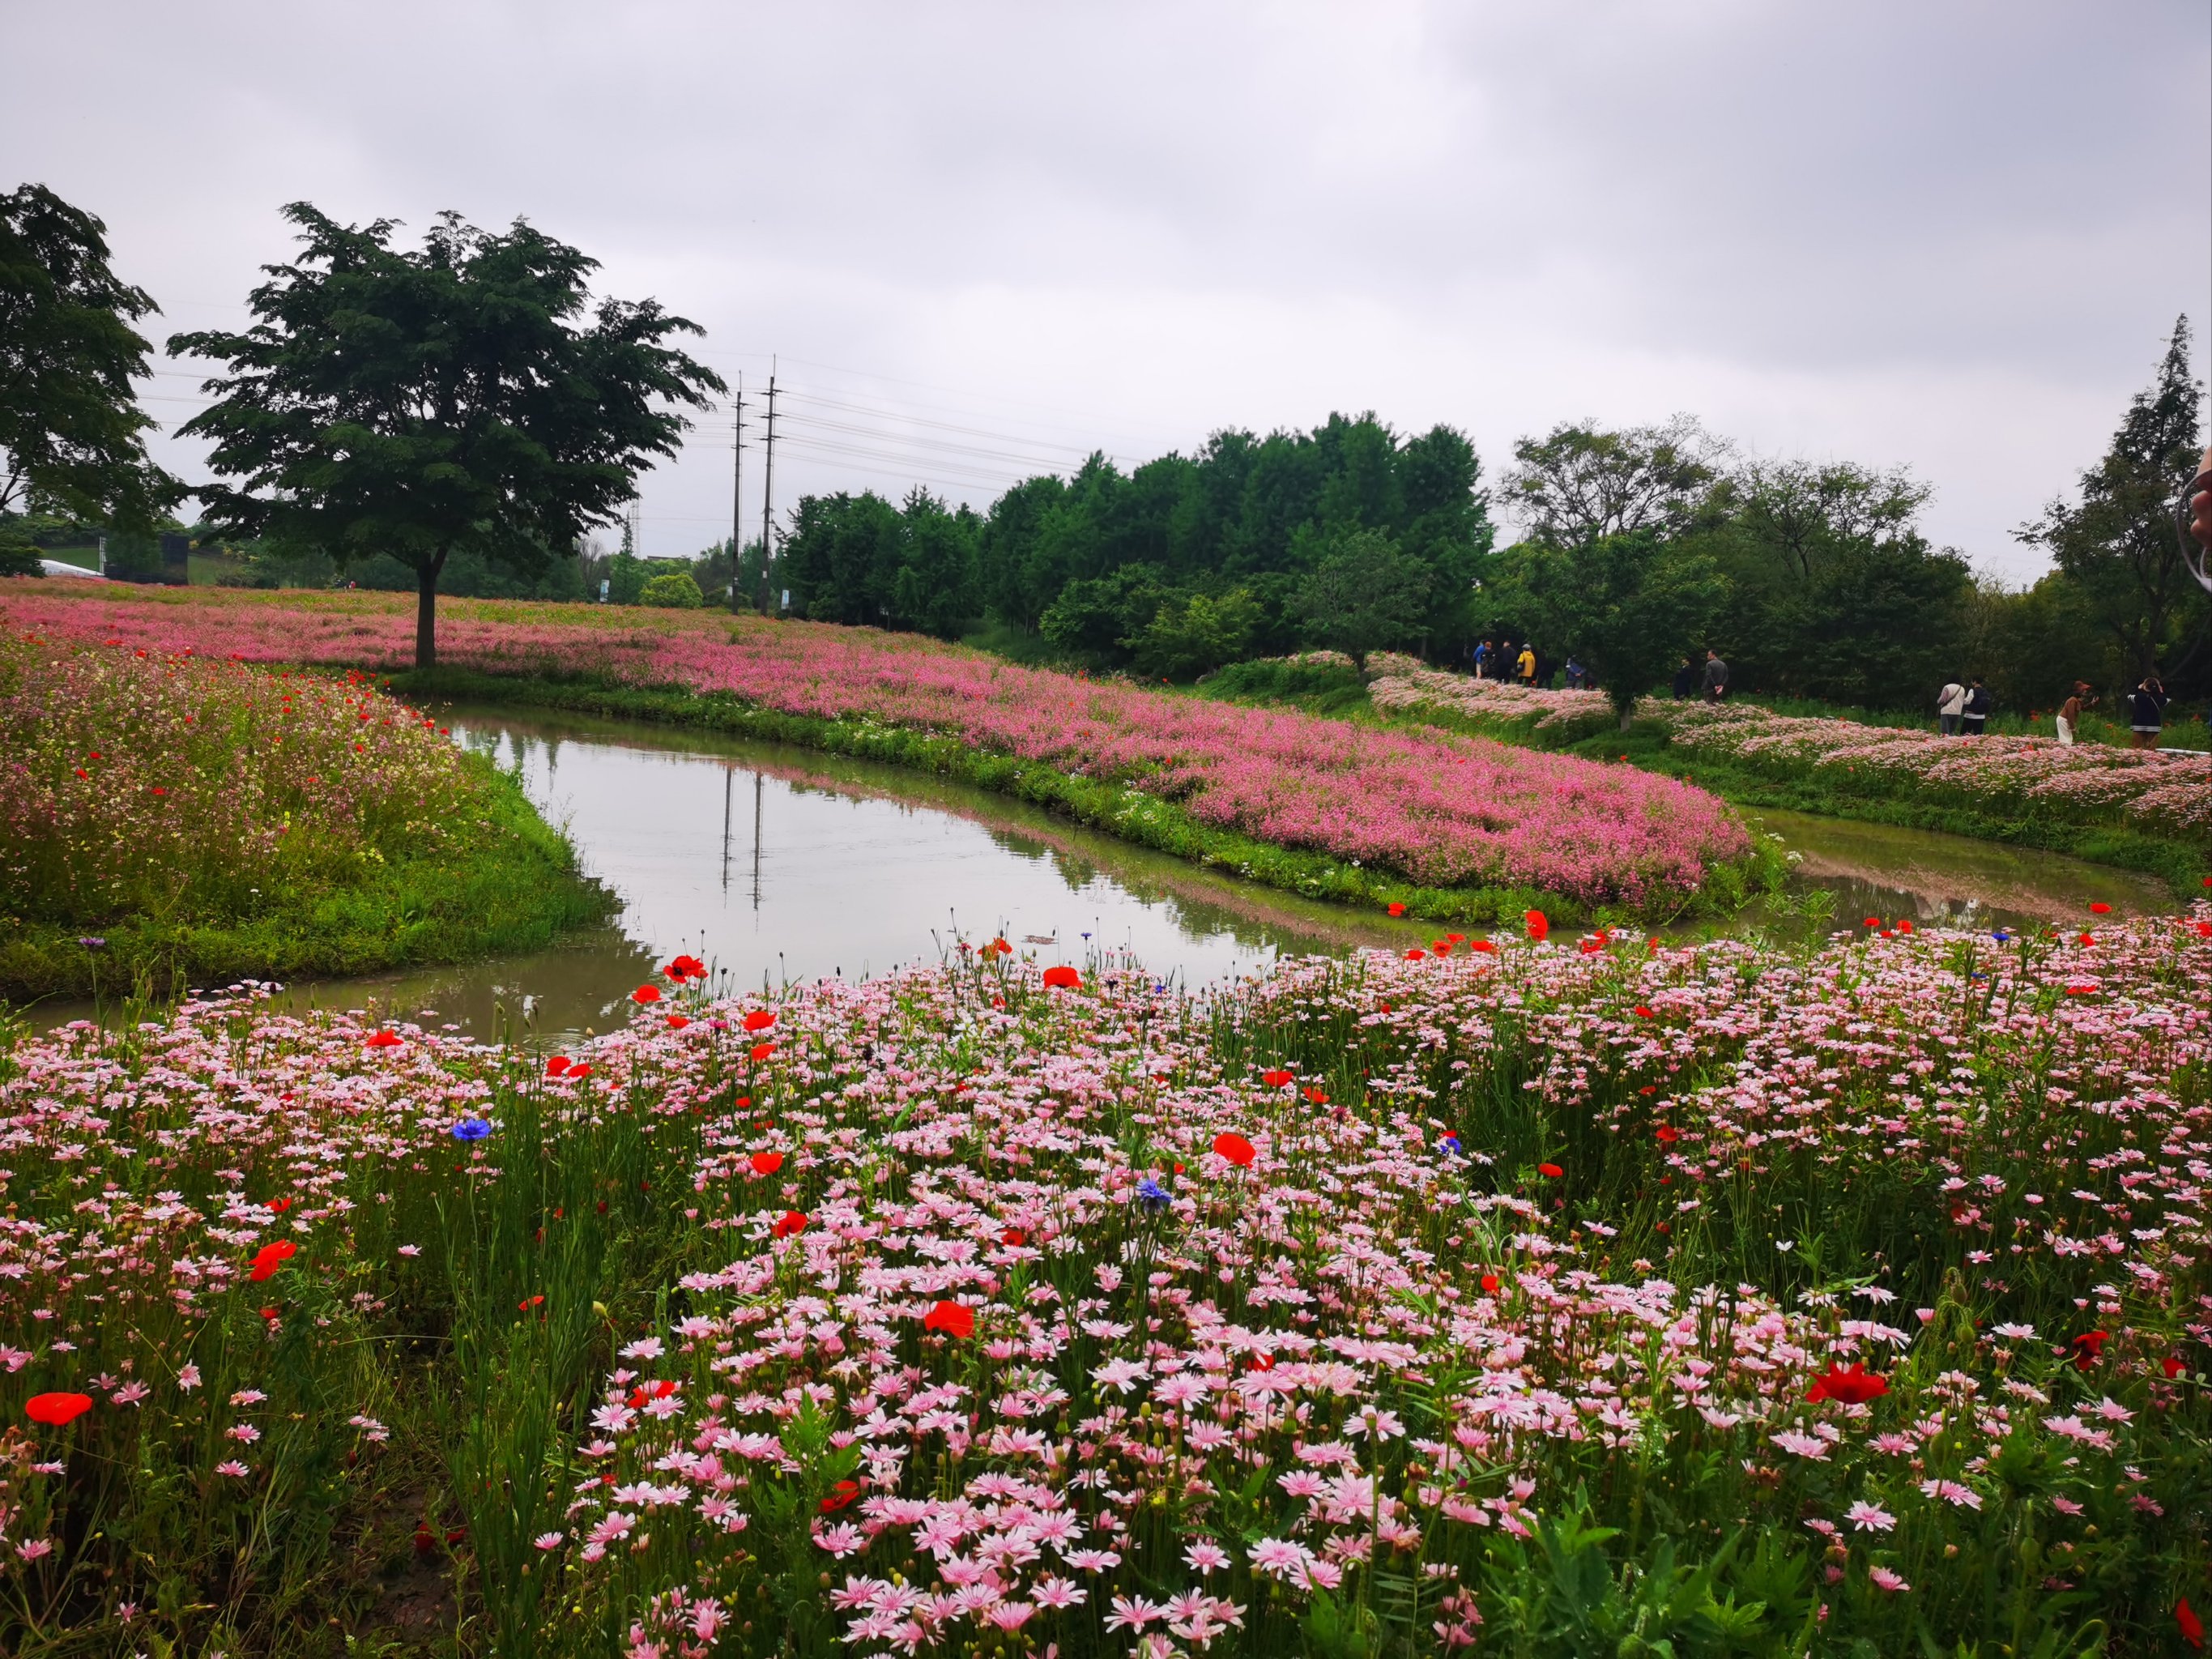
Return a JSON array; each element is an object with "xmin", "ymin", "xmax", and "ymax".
[
  {"xmin": 1619, "ymin": 706, "xmax": 1635, "ymax": 731},
  {"xmin": 415, "ymin": 550, "xmax": 449, "ymax": 671}
]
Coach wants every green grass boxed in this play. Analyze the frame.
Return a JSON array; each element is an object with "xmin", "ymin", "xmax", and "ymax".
[
  {"xmin": 0, "ymin": 757, "xmax": 612, "ymax": 1004},
  {"xmin": 389, "ymin": 667, "xmax": 1784, "ymax": 929}
]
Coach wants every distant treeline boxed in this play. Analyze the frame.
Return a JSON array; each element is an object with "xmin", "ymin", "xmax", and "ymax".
[{"xmin": 756, "ymin": 318, "xmax": 2205, "ymax": 715}]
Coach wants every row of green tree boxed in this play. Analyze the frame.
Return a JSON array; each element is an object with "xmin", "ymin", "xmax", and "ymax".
[{"xmin": 758, "ymin": 317, "xmax": 2202, "ymax": 716}]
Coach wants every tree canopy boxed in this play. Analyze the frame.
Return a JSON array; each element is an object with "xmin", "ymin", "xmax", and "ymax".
[
  {"xmin": 0, "ymin": 183, "xmax": 179, "ymax": 534},
  {"xmin": 170, "ymin": 203, "xmax": 724, "ymax": 666}
]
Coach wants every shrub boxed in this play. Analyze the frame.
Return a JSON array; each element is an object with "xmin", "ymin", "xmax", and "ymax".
[{"xmin": 639, "ymin": 571, "xmax": 703, "ymax": 609}]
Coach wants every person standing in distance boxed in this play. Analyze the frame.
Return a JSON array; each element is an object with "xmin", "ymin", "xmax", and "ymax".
[
  {"xmin": 2129, "ymin": 674, "xmax": 2169, "ymax": 751},
  {"xmin": 1961, "ymin": 677, "xmax": 1991, "ymax": 736},
  {"xmin": 1937, "ymin": 676, "xmax": 1966, "ymax": 736},
  {"xmin": 1700, "ymin": 650, "xmax": 1729, "ymax": 704},
  {"xmin": 2056, "ymin": 680, "xmax": 2095, "ymax": 748}
]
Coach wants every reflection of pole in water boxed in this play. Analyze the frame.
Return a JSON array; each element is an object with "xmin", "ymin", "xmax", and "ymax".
[
  {"xmin": 721, "ymin": 766, "xmax": 732, "ymax": 893},
  {"xmin": 752, "ymin": 773, "xmax": 763, "ymax": 910}
]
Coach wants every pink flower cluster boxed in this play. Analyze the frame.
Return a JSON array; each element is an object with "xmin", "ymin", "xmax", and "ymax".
[{"xmin": 0, "ymin": 586, "xmax": 1749, "ymax": 906}]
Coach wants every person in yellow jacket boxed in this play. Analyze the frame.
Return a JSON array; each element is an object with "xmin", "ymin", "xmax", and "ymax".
[{"xmin": 1515, "ymin": 643, "xmax": 1536, "ymax": 684}]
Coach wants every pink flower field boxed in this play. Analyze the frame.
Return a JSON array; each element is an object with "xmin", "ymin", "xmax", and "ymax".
[
  {"xmin": 4, "ymin": 909, "xmax": 2212, "ymax": 1652},
  {"xmin": 1, "ymin": 584, "xmax": 1750, "ymax": 910}
]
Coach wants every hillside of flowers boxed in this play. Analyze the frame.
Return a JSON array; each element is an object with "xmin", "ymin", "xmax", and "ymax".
[
  {"xmin": 6, "ymin": 910, "xmax": 2212, "ymax": 1654},
  {"xmin": 0, "ymin": 629, "xmax": 603, "ymax": 997},
  {"xmin": 0, "ymin": 585, "xmax": 1752, "ymax": 916},
  {"xmin": 1369, "ymin": 659, "xmax": 2212, "ymax": 847}
]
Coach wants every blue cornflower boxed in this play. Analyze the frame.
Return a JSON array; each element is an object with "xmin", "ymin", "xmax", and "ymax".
[
  {"xmin": 1992, "ymin": 929, "xmax": 2011, "ymax": 944},
  {"xmin": 1136, "ymin": 1176, "xmax": 1170, "ymax": 1213},
  {"xmin": 1439, "ymin": 1132, "xmax": 1463, "ymax": 1158},
  {"xmin": 451, "ymin": 1117, "xmax": 494, "ymax": 1142}
]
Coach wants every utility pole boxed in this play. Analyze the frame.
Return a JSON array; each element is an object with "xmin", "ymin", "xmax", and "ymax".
[
  {"xmin": 727, "ymin": 374, "xmax": 746, "ymax": 614},
  {"xmin": 760, "ymin": 360, "xmax": 778, "ymax": 616}
]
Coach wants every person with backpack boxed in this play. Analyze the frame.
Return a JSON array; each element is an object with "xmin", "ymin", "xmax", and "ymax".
[
  {"xmin": 1515, "ymin": 642, "xmax": 1537, "ymax": 684},
  {"xmin": 1961, "ymin": 678, "xmax": 1991, "ymax": 736},
  {"xmin": 2129, "ymin": 675, "xmax": 2170, "ymax": 750},
  {"xmin": 1937, "ymin": 678, "xmax": 1967, "ymax": 736}
]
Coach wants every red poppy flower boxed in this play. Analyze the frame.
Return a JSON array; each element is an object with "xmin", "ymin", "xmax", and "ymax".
[
  {"xmin": 259, "ymin": 1306, "xmax": 279, "ymax": 1320},
  {"xmin": 667, "ymin": 953, "xmax": 708, "ymax": 981},
  {"xmin": 2089, "ymin": 902, "xmax": 2112, "ymax": 915},
  {"xmin": 2165, "ymin": 1354, "xmax": 2188, "ymax": 1379},
  {"xmin": 24, "ymin": 1392, "xmax": 92, "ymax": 1427},
  {"xmin": 1805, "ymin": 1361, "xmax": 1887, "ymax": 1405},
  {"xmin": 631, "ymin": 983, "xmax": 662, "ymax": 1004},
  {"xmin": 2181, "ymin": 1598, "xmax": 2205, "ymax": 1650},
  {"xmin": 1212, "ymin": 1132, "xmax": 1256, "ymax": 1167},
  {"xmin": 626, "ymin": 1379, "xmax": 679, "ymax": 1409},
  {"xmin": 2065, "ymin": 984, "xmax": 2098, "ymax": 996},
  {"xmin": 1042, "ymin": 965, "xmax": 1081, "ymax": 989},
  {"xmin": 1896, "ymin": 919, "xmax": 1914, "ymax": 934},
  {"xmin": 364, "ymin": 1030, "xmax": 403, "ymax": 1049},
  {"xmin": 1578, "ymin": 938, "xmax": 1602, "ymax": 955},
  {"xmin": 1537, "ymin": 1162, "xmax": 1563, "ymax": 1179},
  {"xmin": 1447, "ymin": 933, "xmax": 1465, "ymax": 944},
  {"xmin": 2193, "ymin": 921, "xmax": 2212, "ymax": 939},
  {"xmin": 749, "ymin": 1151, "xmax": 784, "ymax": 1177},
  {"xmin": 922, "ymin": 1299, "xmax": 975, "ymax": 1338},
  {"xmin": 1386, "ymin": 902, "xmax": 1407, "ymax": 917},
  {"xmin": 1634, "ymin": 1006, "xmax": 1656, "ymax": 1019},
  {"xmin": 1469, "ymin": 939, "xmax": 1496, "ymax": 953},
  {"xmin": 569, "ymin": 1064, "xmax": 592, "ymax": 1080},
  {"xmin": 1403, "ymin": 948, "xmax": 1426, "ymax": 961},
  {"xmin": 2078, "ymin": 932, "xmax": 2096, "ymax": 946},
  {"xmin": 1656, "ymin": 1124, "xmax": 1679, "ymax": 1143},
  {"xmin": 988, "ymin": 937, "xmax": 1012, "ymax": 955},
  {"xmin": 1302, "ymin": 1086, "xmax": 1328, "ymax": 1105},
  {"xmin": 249, "ymin": 1239, "xmax": 297, "ymax": 1282},
  {"xmin": 772, "ymin": 1209, "xmax": 808, "ymax": 1239},
  {"xmin": 999, "ymin": 1226, "xmax": 1027, "ymax": 1247},
  {"xmin": 1524, "ymin": 911, "xmax": 1549, "ymax": 941},
  {"xmin": 819, "ymin": 1478, "xmax": 862, "ymax": 1513},
  {"xmin": 1247, "ymin": 1353, "xmax": 1275, "ymax": 1371},
  {"xmin": 743, "ymin": 1010, "xmax": 776, "ymax": 1032},
  {"xmin": 1260, "ymin": 1069, "xmax": 1294, "ymax": 1088},
  {"xmin": 1479, "ymin": 1273, "xmax": 1500, "ymax": 1294},
  {"xmin": 519, "ymin": 1294, "xmax": 546, "ymax": 1311},
  {"xmin": 2070, "ymin": 1330, "xmax": 2108, "ymax": 1371},
  {"xmin": 748, "ymin": 1042, "xmax": 775, "ymax": 1062},
  {"xmin": 266, "ymin": 1197, "xmax": 292, "ymax": 1213},
  {"xmin": 1863, "ymin": 916, "xmax": 1879, "ymax": 928}
]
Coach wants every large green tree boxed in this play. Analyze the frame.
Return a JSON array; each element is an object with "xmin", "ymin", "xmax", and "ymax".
[
  {"xmin": 0, "ymin": 183, "xmax": 180, "ymax": 544},
  {"xmin": 1511, "ymin": 531, "xmax": 1728, "ymax": 727},
  {"xmin": 2019, "ymin": 316, "xmax": 2204, "ymax": 677},
  {"xmin": 171, "ymin": 204, "xmax": 723, "ymax": 667},
  {"xmin": 1291, "ymin": 528, "xmax": 1432, "ymax": 668},
  {"xmin": 1502, "ymin": 416, "xmax": 1724, "ymax": 548}
]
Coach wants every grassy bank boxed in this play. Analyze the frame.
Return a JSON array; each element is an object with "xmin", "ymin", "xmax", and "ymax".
[
  {"xmin": 392, "ymin": 666, "xmax": 1784, "ymax": 928},
  {"xmin": 1205, "ymin": 658, "xmax": 2212, "ymax": 894},
  {"xmin": 0, "ymin": 641, "xmax": 611, "ymax": 1003}
]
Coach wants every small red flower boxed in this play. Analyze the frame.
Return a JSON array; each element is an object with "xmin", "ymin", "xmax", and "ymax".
[
  {"xmin": 1523, "ymin": 910, "xmax": 1548, "ymax": 942},
  {"xmin": 1386, "ymin": 902, "xmax": 1407, "ymax": 917},
  {"xmin": 666, "ymin": 953, "xmax": 708, "ymax": 981},
  {"xmin": 364, "ymin": 1030, "xmax": 403, "ymax": 1049},
  {"xmin": 24, "ymin": 1392, "xmax": 92, "ymax": 1427},
  {"xmin": 1302, "ymin": 1086, "xmax": 1328, "ymax": 1105},
  {"xmin": 266, "ymin": 1197, "xmax": 292, "ymax": 1213},
  {"xmin": 1805, "ymin": 1361, "xmax": 1887, "ymax": 1405},
  {"xmin": 249, "ymin": 1239, "xmax": 297, "ymax": 1282},
  {"xmin": 772, "ymin": 1209, "xmax": 808, "ymax": 1239},
  {"xmin": 519, "ymin": 1294, "xmax": 545, "ymax": 1312},
  {"xmin": 1042, "ymin": 966, "xmax": 1081, "ymax": 989},
  {"xmin": 630, "ymin": 983, "xmax": 663, "ymax": 1005},
  {"xmin": 1479, "ymin": 1273, "xmax": 1500, "ymax": 1294},
  {"xmin": 1212, "ymin": 1132, "xmax": 1256, "ymax": 1167},
  {"xmin": 819, "ymin": 1478, "xmax": 862, "ymax": 1513},
  {"xmin": 748, "ymin": 1042, "xmax": 775, "ymax": 1061},
  {"xmin": 922, "ymin": 1300, "xmax": 975, "ymax": 1339},
  {"xmin": 1656, "ymin": 1124, "xmax": 1679, "ymax": 1143},
  {"xmin": 999, "ymin": 1226, "xmax": 1027, "ymax": 1247},
  {"xmin": 569, "ymin": 1064, "xmax": 592, "ymax": 1080},
  {"xmin": 1634, "ymin": 1006, "xmax": 1656, "ymax": 1019},
  {"xmin": 1403, "ymin": 948, "xmax": 1426, "ymax": 961},
  {"xmin": 665, "ymin": 1014, "xmax": 690, "ymax": 1030},
  {"xmin": 2164, "ymin": 1354, "xmax": 2187, "ymax": 1379},
  {"xmin": 1537, "ymin": 1162, "xmax": 1563, "ymax": 1179},
  {"xmin": 2181, "ymin": 1597, "xmax": 2205, "ymax": 1651},
  {"xmin": 1469, "ymin": 939, "xmax": 1497, "ymax": 953},
  {"xmin": 1260, "ymin": 1069, "xmax": 1294, "ymax": 1088},
  {"xmin": 743, "ymin": 1009, "xmax": 776, "ymax": 1032},
  {"xmin": 749, "ymin": 1151, "xmax": 784, "ymax": 1177},
  {"xmin": 2069, "ymin": 1329, "xmax": 2108, "ymax": 1371},
  {"xmin": 1896, "ymin": 919, "xmax": 1913, "ymax": 934}
]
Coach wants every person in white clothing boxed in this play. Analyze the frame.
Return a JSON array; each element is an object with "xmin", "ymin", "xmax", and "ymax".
[
  {"xmin": 1937, "ymin": 679, "xmax": 1967, "ymax": 736},
  {"xmin": 2056, "ymin": 681, "xmax": 2094, "ymax": 746}
]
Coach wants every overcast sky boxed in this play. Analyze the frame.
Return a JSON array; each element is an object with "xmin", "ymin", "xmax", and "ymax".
[{"xmin": 8, "ymin": 1, "xmax": 2206, "ymax": 578}]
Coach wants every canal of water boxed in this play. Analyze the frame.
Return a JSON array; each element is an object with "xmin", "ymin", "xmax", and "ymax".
[{"xmin": 32, "ymin": 705, "xmax": 2179, "ymax": 1043}]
